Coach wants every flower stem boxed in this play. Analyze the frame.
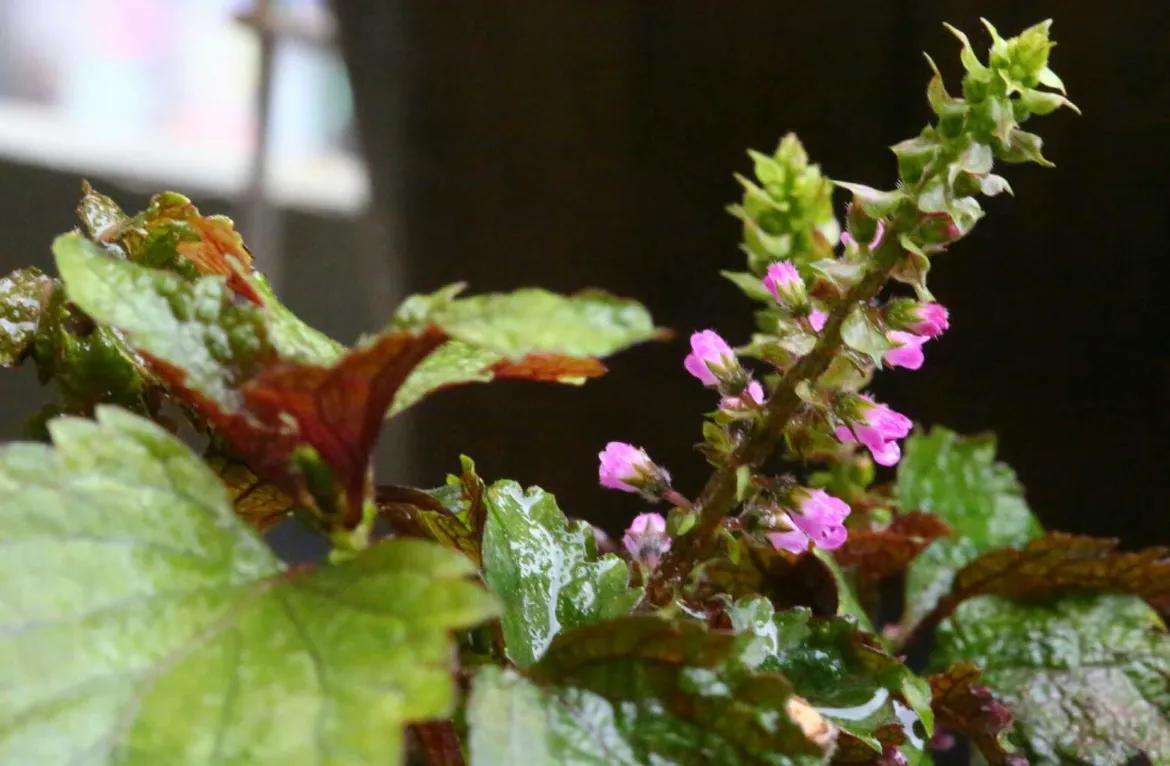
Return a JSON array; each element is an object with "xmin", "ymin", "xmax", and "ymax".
[{"xmin": 645, "ymin": 239, "xmax": 903, "ymax": 605}]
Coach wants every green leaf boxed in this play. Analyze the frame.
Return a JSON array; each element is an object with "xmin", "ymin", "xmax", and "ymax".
[
  {"xmin": 933, "ymin": 594, "xmax": 1170, "ymax": 764},
  {"xmin": 250, "ymin": 274, "xmax": 345, "ymax": 365},
  {"xmin": 896, "ymin": 428, "xmax": 1042, "ymax": 628},
  {"xmin": 0, "ymin": 406, "xmax": 498, "ymax": 765},
  {"xmin": 482, "ymin": 481, "xmax": 642, "ymax": 667},
  {"xmin": 470, "ymin": 616, "xmax": 832, "ymax": 765},
  {"xmin": 468, "ymin": 666, "xmax": 624, "ymax": 765},
  {"xmin": 721, "ymin": 270, "xmax": 774, "ymax": 303},
  {"xmin": 54, "ymin": 232, "xmax": 273, "ymax": 410},
  {"xmin": 389, "ymin": 340, "xmax": 499, "ymax": 416},
  {"xmin": 735, "ymin": 601, "xmax": 932, "ymax": 762},
  {"xmin": 399, "ymin": 286, "xmax": 661, "ymax": 360},
  {"xmin": 0, "ymin": 267, "xmax": 53, "ymax": 367},
  {"xmin": 841, "ymin": 306, "xmax": 892, "ymax": 367}
]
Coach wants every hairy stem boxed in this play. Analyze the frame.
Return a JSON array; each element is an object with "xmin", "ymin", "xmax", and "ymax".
[{"xmin": 646, "ymin": 238, "xmax": 903, "ymax": 605}]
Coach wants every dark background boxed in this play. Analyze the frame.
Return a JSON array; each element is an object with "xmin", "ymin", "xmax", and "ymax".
[
  {"xmin": 0, "ymin": 1, "xmax": 1165, "ymax": 547},
  {"xmin": 336, "ymin": 0, "xmax": 1170, "ymax": 546}
]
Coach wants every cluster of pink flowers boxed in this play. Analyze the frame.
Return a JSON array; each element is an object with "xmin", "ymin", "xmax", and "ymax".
[{"xmin": 599, "ymin": 248, "xmax": 951, "ymax": 562}]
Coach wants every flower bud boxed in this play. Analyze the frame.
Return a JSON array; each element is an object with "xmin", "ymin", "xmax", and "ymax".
[
  {"xmin": 622, "ymin": 512, "xmax": 671, "ymax": 570},
  {"xmin": 683, "ymin": 330, "xmax": 742, "ymax": 388},
  {"xmin": 888, "ymin": 300, "xmax": 950, "ymax": 337},
  {"xmin": 762, "ymin": 261, "xmax": 808, "ymax": 309},
  {"xmin": 598, "ymin": 442, "xmax": 671, "ymax": 496}
]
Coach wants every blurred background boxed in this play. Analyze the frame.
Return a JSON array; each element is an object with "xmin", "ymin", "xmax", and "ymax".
[{"xmin": 0, "ymin": 0, "xmax": 1166, "ymax": 547}]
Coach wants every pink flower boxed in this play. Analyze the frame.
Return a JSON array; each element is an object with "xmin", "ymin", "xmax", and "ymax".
[
  {"xmin": 834, "ymin": 396, "xmax": 913, "ymax": 467},
  {"xmin": 622, "ymin": 512, "xmax": 671, "ymax": 570},
  {"xmin": 720, "ymin": 379, "xmax": 765, "ymax": 410},
  {"xmin": 884, "ymin": 330, "xmax": 928, "ymax": 370},
  {"xmin": 598, "ymin": 441, "xmax": 661, "ymax": 493},
  {"xmin": 763, "ymin": 261, "xmax": 807, "ymax": 308},
  {"xmin": 767, "ymin": 517, "xmax": 811, "ymax": 554},
  {"xmin": 684, "ymin": 330, "xmax": 737, "ymax": 387},
  {"xmin": 907, "ymin": 302, "xmax": 950, "ymax": 337},
  {"xmin": 766, "ymin": 488, "xmax": 851, "ymax": 554},
  {"xmin": 788, "ymin": 488, "xmax": 850, "ymax": 549},
  {"xmin": 808, "ymin": 308, "xmax": 828, "ymax": 333}
]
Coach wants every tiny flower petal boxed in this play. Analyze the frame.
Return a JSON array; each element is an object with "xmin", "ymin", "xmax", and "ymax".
[
  {"xmin": 720, "ymin": 379, "xmax": 766, "ymax": 409},
  {"xmin": 808, "ymin": 309, "xmax": 828, "ymax": 333},
  {"xmin": 767, "ymin": 515, "xmax": 811, "ymax": 554},
  {"xmin": 684, "ymin": 330, "xmax": 737, "ymax": 387},
  {"xmin": 909, "ymin": 302, "xmax": 950, "ymax": 337},
  {"xmin": 622, "ymin": 512, "xmax": 671, "ymax": 570},
  {"xmin": 884, "ymin": 330, "xmax": 928, "ymax": 370}
]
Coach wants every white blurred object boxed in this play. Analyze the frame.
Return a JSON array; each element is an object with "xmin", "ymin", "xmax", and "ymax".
[{"xmin": 0, "ymin": 0, "xmax": 368, "ymax": 215}]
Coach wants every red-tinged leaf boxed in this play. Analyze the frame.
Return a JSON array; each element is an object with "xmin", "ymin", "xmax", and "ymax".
[
  {"xmin": 206, "ymin": 451, "xmax": 298, "ymax": 530},
  {"xmin": 407, "ymin": 721, "xmax": 466, "ymax": 766},
  {"xmin": 489, "ymin": 353, "xmax": 607, "ymax": 382},
  {"xmin": 929, "ymin": 662, "xmax": 1026, "ymax": 766},
  {"xmin": 377, "ymin": 484, "xmax": 481, "ymax": 566},
  {"xmin": 911, "ymin": 533, "xmax": 1170, "ymax": 640},
  {"xmin": 82, "ymin": 186, "xmax": 263, "ymax": 304},
  {"xmin": 238, "ymin": 328, "xmax": 447, "ymax": 520},
  {"xmin": 837, "ymin": 512, "xmax": 953, "ymax": 579},
  {"xmin": 148, "ymin": 328, "xmax": 446, "ymax": 524}
]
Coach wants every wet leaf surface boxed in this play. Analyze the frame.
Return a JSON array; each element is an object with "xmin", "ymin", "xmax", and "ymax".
[
  {"xmin": 0, "ymin": 407, "xmax": 498, "ymax": 765},
  {"xmin": 0, "ymin": 267, "xmax": 53, "ymax": 367},
  {"xmin": 933, "ymin": 594, "xmax": 1170, "ymax": 764},
  {"xmin": 895, "ymin": 428, "xmax": 1041, "ymax": 629},
  {"xmin": 732, "ymin": 601, "xmax": 932, "ymax": 763},
  {"xmin": 468, "ymin": 617, "xmax": 832, "ymax": 765},
  {"xmin": 481, "ymin": 480, "xmax": 642, "ymax": 667},
  {"xmin": 928, "ymin": 662, "xmax": 1025, "ymax": 766}
]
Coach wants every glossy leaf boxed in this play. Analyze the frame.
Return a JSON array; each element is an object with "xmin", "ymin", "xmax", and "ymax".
[
  {"xmin": 55, "ymin": 231, "xmax": 275, "ymax": 410},
  {"xmin": 928, "ymin": 663, "xmax": 1025, "ymax": 766},
  {"xmin": 477, "ymin": 616, "xmax": 835, "ymax": 765},
  {"xmin": 56, "ymin": 232, "xmax": 445, "ymax": 522},
  {"xmin": 933, "ymin": 594, "xmax": 1170, "ymax": 763},
  {"xmin": 388, "ymin": 340, "xmax": 606, "ymax": 417},
  {"xmin": 687, "ymin": 538, "xmax": 840, "ymax": 619},
  {"xmin": 735, "ymin": 603, "xmax": 932, "ymax": 761},
  {"xmin": 0, "ymin": 406, "xmax": 498, "ymax": 765},
  {"xmin": 481, "ymin": 480, "xmax": 642, "ymax": 667},
  {"xmin": 377, "ymin": 457, "xmax": 487, "ymax": 567},
  {"xmin": 80, "ymin": 187, "xmax": 261, "ymax": 304},
  {"xmin": 896, "ymin": 428, "xmax": 1041, "ymax": 628},
  {"xmin": 30, "ymin": 278, "xmax": 150, "ymax": 414},
  {"xmin": 0, "ymin": 267, "xmax": 53, "ymax": 367},
  {"xmin": 396, "ymin": 284, "xmax": 662, "ymax": 360}
]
